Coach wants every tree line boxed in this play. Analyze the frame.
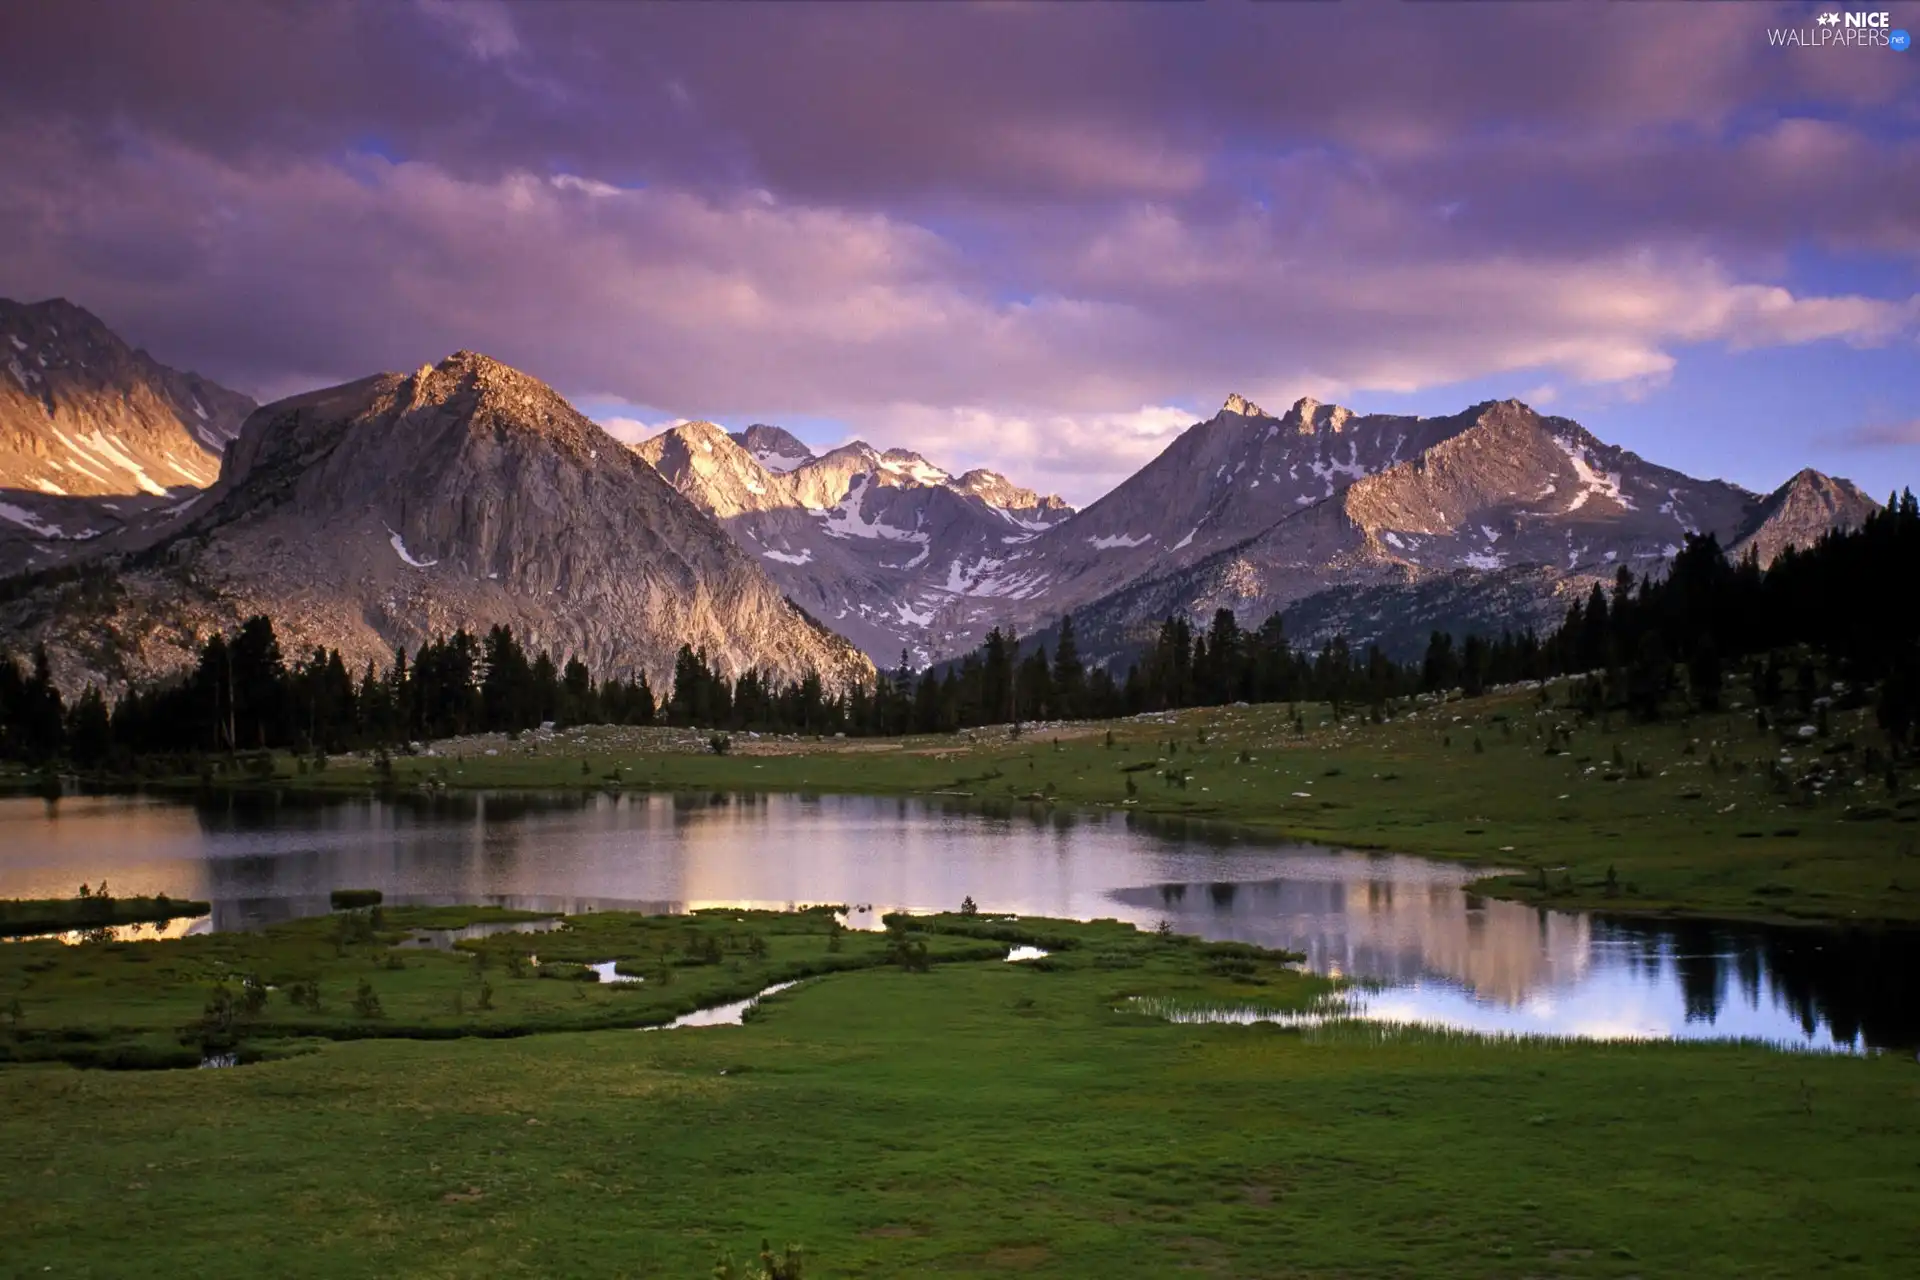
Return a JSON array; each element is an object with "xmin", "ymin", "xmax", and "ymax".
[{"xmin": 2, "ymin": 490, "xmax": 1915, "ymax": 766}]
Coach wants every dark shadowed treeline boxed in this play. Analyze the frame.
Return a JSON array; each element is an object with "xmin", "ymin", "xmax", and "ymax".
[{"xmin": 1, "ymin": 491, "xmax": 1915, "ymax": 765}]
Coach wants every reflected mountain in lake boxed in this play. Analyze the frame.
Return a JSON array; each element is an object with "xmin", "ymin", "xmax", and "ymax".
[{"xmin": 1, "ymin": 790, "xmax": 1910, "ymax": 1050}]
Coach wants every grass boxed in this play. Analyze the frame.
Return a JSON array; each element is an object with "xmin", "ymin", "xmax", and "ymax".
[
  {"xmin": 103, "ymin": 678, "xmax": 1920, "ymax": 928},
  {"xmin": 0, "ymin": 892, "xmax": 211, "ymax": 937},
  {"xmin": 0, "ymin": 905, "xmax": 1031, "ymax": 1069},
  {"xmin": 0, "ymin": 908, "xmax": 1914, "ymax": 1277}
]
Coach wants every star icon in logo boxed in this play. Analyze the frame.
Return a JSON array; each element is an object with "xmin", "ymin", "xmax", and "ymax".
[{"xmin": 1817, "ymin": 11, "xmax": 1841, "ymax": 25}]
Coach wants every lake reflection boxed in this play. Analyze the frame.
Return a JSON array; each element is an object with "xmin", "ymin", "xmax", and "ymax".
[{"xmin": 0, "ymin": 790, "xmax": 1910, "ymax": 1051}]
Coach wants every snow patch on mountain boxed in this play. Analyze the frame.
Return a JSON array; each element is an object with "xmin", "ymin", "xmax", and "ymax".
[
  {"xmin": 818, "ymin": 476, "xmax": 931, "ymax": 543},
  {"xmin": 763, "ymin": 548, "xmax": 813, "ymax": 565},
  {"xmin": 387, "ymin": 528, "xmax": 438, "ymax": 568},
  {"xmin": 1554, "ymin": 436, "xmax": 1630, "ymax": 512},
  {"xmin": 0, "ymin": 502, "xmax": 68, "ymax": 538},
  {"xmin": 1088, "ymin": 533, "xmax": 1152, "ymax": 550},
  {"xmin": 878, "ymin": 451, "xmax": 949, "ymax": 485}
]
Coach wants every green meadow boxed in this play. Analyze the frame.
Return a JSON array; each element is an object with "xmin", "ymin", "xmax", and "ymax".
[
  {"xmin": 1, "ymin": 907, "xmax": 1915, "ymax": 1278},
  {"xmin": 4, "ymin": 680, "xmax": 1916, "ymax": 1276}
]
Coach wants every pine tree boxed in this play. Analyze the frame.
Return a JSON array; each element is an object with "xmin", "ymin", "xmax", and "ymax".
[{"xmin": 1051, "ymin": 615, "xmax": 1085, "ymax": 719}]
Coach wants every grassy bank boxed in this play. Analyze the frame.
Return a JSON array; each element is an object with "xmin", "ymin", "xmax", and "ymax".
[
  {"xmin": 98, "ymin": 679, "xmax": 1920, "ymax": 927},
  {"xmin": 0, "ymin": 905, "xmax": 1088, "ymax": 1068},
  {"xmin": 0, "ymin": 892, "xmax": 211, "ymax": 938},
  {"xmin": 0, "ymin": 908, "xmax": 1913, "ymax": 1277}
]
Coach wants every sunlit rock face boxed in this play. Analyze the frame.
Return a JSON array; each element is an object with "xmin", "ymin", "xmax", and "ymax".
[
  {"xmin": 0, "ymin": 296, "xmax": 255, "ymax": 576},
  {"xmin": 1727, "ymin": 468, "xmax": 1879, "ymax": 569},
  {"xmin": 0, "ymin": 351, "xmax": 873, "ymax": 696}
]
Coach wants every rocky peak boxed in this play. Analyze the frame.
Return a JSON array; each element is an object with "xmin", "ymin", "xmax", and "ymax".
[
  {"xmin": 0, "ymin": 294, "xmax": 255, "ymax": 501},
  {"xmin": 948, "ymin": 468, "xmax": 1073, "ymax": 521},
  {"xmin": 1221, "ymin": 393, "xmax": 1269, "ymax": 419},
  {"xmin": 82, "ymin": 353, "xmax": 877, "ymax": 696},
  {"xmin": 1730, "ymin": 467, "xmax": 1878, "ymax": 567},
  {"xmin": 731, "ymin": 424, "xmax": 816, "ymax": 473},
  {"xmin": 875, "ymin": 447, "xmax": 949, "ymax": 486},
  {"xmin": 1275, "ymin": 396, "xmax": 1354, "ymax": 436}
]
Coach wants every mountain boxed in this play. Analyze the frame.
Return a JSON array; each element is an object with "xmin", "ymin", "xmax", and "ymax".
[
  {"xmin": 1036, "ymin": 398, "xmax": 1874, "ymax": 662},
  {"xmin": 732, "ymin": 424, "xmax": 815, "ymax": 473},
  {"xmin": 0, "ymin": 297, "xmax": 255, "ymax": 574},
  {"xmin": 635, "ymin": 422, "xmax": 1073, "ymax": 663},
  {"xmin": 1729, "ymin": 468, "xmax": 1879, "ymax": 568},
  {"xmin": 0, "ymin": 353, "xmax": 873, "ymax": 695}
]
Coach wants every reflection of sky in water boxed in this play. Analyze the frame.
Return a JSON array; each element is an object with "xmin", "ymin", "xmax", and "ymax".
[{"xmin": 0, "ymin": 793, "xmax": 1908, "ymax": 1051}]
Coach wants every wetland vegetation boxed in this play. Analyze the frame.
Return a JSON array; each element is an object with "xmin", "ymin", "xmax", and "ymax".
[{"xmin": 1, "ymin": 903, "xmax": 1914, "ymax": 1277}]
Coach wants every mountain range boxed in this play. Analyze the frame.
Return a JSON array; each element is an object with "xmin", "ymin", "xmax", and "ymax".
[
  {"xmin": 0, "ymin": 296, "xmax": 1880, "ymax": 693},
  {"xmin": 636, "ymin": 421, "xmax": 1072, "ymax": 663},
  {"xmin": 637, "ymin": 393, "xmax": 1878, "ymax": 669},
  {"xmin": 0, "ymin": 328, "xmax": 869, "ymax": 694}
]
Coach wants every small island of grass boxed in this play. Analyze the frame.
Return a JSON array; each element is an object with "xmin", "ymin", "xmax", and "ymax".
[{"xmin": 0, "ymin": 886, "xmax": 211, "ymax": 937}]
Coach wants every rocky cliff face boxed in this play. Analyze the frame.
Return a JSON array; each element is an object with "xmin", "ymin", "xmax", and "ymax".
[
  {"xmin": 1, "ymin": 353, "xmax": 872, "ymax": 695},
  {"xmin": 636, "ymin": 422, "xmax": 1073, "ymax": 663},
  {"xmin": 0, "ymin": 297, "xmax": 255, "ymax": 576}
]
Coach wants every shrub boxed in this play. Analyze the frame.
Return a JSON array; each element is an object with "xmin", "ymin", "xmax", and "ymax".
[
  {"xmin": 330, "ymin": 888, "xmax": 384, "ymax": 910},
  {"xmin": 352, "ymin": 979, "xmax": 385, "ymax": 1020}
]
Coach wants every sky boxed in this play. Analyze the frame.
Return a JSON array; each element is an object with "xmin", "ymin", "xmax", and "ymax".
[{"xmin": 0, "ymin": 0, "xmax": 1914, "ymax": 507}]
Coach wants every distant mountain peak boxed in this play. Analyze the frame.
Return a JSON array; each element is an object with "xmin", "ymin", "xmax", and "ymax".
[
  {"xmin": 732, "ymin": 424, "xmax": 815, "ymax": 473},
  {"xmin": 0, "ymin": 294, "xmax": 255, "ymax": 519},
  {"xmin": 1730, "ymin": 467, "xmax": 1878, "ymax": 566},
  {"xmin": 1278, "ymin": 395, "xmax": 1353, "ymax": 435},
  {"xmin": 1221, "ymin": 393, "xmax": 1269, "ymax": 419}
]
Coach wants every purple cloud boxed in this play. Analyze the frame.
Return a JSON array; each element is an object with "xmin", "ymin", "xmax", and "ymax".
[{"xmin": 0, "ymin": 0, "xmax": 1914, "ymax": 502}]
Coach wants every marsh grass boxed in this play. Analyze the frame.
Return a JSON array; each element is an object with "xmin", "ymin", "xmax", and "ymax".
[
  {"xmin": 0, "ymin": 909, "xmax": 1913, "ymax": 1278},
  {"xmin": 0, "ymin": 904, "xmax": 1014, "ymax": 1067}
]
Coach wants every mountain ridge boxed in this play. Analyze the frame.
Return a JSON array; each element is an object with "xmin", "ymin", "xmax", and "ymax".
[
  {"xmin": 0, "ymin": 295, "xmax": 256, "ymax": 576},
  {"xmin": 636, "ymin": 420, "xmax": 1074, "ymax": 663},
  {"xmin": 2, "ymin": 351, "xmax": 873, "ymax": 695}
]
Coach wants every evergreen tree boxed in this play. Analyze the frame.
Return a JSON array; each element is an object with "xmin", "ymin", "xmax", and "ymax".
[{"xmin": 1051, "ymin": 615, "xmax": 1085, "ymax": 719}]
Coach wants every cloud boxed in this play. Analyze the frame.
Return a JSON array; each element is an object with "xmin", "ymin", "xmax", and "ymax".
[
  {"xmin": 1830, "ymin": 418, "xmax": 1920, "ymax": 449},
  {"xmin": 414, "ymin": 0, "xmax": 520, "ymax": 63},
  {"xmin": 858, "ymin": 404, "xmax": 1201, "ymax": 508},
  {"xmin": 596, "ymin": 415, "xmax": 689, "ymax": 446},
  {"xmin": 0, "ymin": 1, "xmax": 1915, "ymax": 502}
]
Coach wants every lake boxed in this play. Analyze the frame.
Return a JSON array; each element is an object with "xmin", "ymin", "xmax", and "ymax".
[{"xmin": 1, "ymin": 789, "xmax": 1911, "ymax": 1051}]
